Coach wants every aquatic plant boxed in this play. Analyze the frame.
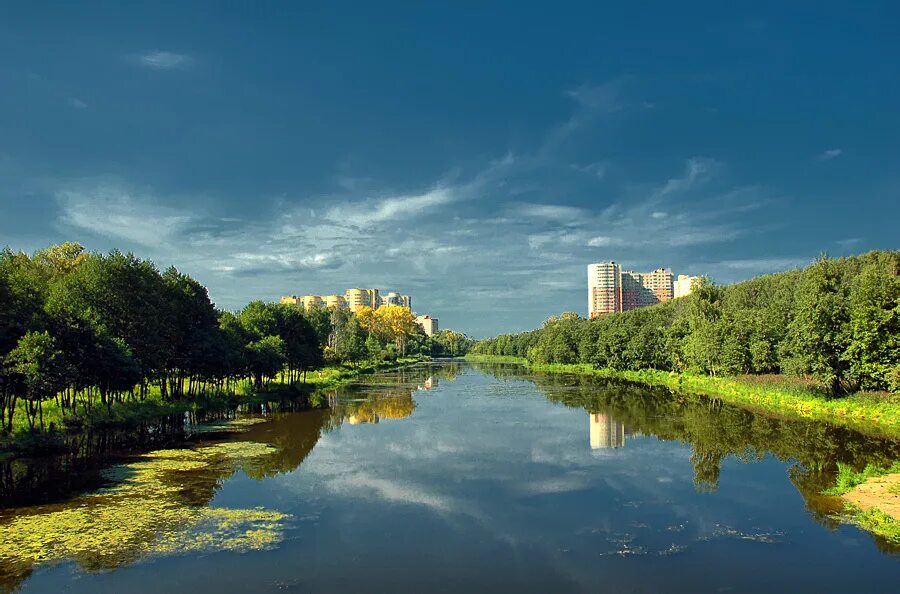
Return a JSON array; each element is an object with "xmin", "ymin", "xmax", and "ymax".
[{"xmin": 0, "ymin": 441, "xmax": 289, "ymax": 588}]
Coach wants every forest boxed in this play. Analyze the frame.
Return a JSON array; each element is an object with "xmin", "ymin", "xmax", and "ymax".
[
  {"xmin": 472, "ymin": 251, "xmax": 899, "ymax": 397},
  {"xmin": 0, "ymin": 243, "xmax": 470, "ymax": 434}
]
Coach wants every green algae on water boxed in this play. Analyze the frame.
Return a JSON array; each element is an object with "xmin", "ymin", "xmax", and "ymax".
[{"xmin": 0, "ymin": 440, "xmax": 290, "ymax": 588}]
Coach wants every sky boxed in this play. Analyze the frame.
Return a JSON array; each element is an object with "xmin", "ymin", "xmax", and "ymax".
[{"xmin": 1, "ymin": 2, "xmax": 898, "ymax": 336}]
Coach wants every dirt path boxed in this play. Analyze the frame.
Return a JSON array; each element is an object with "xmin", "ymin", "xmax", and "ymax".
[{"xmin": 843, "ymin": 473, "xmax": 900, "ymax": 519}]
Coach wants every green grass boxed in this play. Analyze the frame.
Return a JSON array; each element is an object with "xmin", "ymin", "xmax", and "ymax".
[
  {"xmin": 465, "ymin": 354, "xmax": 900, "ymax": 439},
  {"xmin": 823, "ymin": 462, "xmax": 900, "ymax": 496},
  {"xmin": 846, "ymin": 506, "xmax": 900, "ymax": 545}
]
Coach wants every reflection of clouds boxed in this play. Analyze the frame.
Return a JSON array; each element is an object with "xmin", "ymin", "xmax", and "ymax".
[
  {"xmin": 327, "ymin": 471, "xmax": 459, "ymax": 514},
  {"xmin": 280, "ymin": 365, "xmax": 791, "ymax": 586},
  {"xmin": 521, "ymin": 472, "xmax": 592, "ymax": 495}
]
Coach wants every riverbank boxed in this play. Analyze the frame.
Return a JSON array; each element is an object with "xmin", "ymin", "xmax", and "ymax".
[
  {"xmin": 465, "ymin": 355, "xmax": 900, "ymax": 439},
  {"xmin": 0, "ymin": 357, "xmax": 428, "ymax": 459},
  {"xmin": 820, "ymin": 463, "xmax": 900, "ymax": 545}
]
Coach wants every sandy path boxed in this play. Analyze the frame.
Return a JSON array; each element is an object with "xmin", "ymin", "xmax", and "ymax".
[{"xmin": 843, "ymin": 473, "xmax": 900, "ymax": 519}]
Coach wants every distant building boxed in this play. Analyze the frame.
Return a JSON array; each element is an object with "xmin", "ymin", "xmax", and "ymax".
[
  {"xmin": 674, "ymin": 274, "xmax": 702, "ymax": 298},
  {"xmin": 301, "ymin": 295, "xmax": 324, "ymax": 310},
  {"xmin": 281, "ymin": 288, "xmax": 412, "ymax": 312},
  {"xmin": 344, "ymin": 288, "xmax": 380, "ymax": 312},
  {"xmin": 589, "ymin": 413, "xmax": 626, "ymax": 449},
  {"xmin": 587, "ymin": 262, "xmax": 677, "ymax": 318},
  {"xmin": 588, "ymin": 261, "xmax": 621, "ymax": 317},
  {"xmin": 380, "ymin": 291, "xmax": 412, "ymax": 309},
  {"xmin": 324, "ymin": 294, "xmax": 348, "ymax": 309},
  {"xmin": 415, "ymin": 315, "xmax": 439, "ymax": 337}
]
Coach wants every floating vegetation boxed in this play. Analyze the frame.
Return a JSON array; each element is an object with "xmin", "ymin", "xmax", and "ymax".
[
  {"xmin": 190, "ymin": 417, "xmax": 269, "ymax": 434},
  {"xmin": 699, "ymin": 524, "xmax": 784, "ymax": 544},
  {"xmin": 0, "ymin": 440, "xmax": 289, "ymax": 589}
]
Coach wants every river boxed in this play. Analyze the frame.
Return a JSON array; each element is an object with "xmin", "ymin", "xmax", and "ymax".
[{"xmin": 1, "ymin": 360, "xmax": 898, "ymax": 592}]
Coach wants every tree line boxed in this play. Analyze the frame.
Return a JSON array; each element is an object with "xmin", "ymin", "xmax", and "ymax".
[
  {"xmin": 472, "ymin": 251, "xmax": 899, "ymax": 396},
  {"xmin": 0, "ymin": 243, "xmax": 471, "ymax": 433}
]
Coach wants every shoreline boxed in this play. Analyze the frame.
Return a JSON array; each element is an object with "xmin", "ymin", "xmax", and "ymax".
[
  {"xmin": 464, "ymin": 354, "xmax": 900, "ymax": 440},
  {"xmin": 0, "ymin": 357, "xmax": 429, "ymax": 460}
]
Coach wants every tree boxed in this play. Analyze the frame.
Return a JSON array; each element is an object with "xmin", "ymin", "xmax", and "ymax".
[
  {"xmin": 6, "ymin": 331, "xmax": 66, "ymax": 430},
  {"xmin": 782, "ymin": 256, "xmax": 850, "ymax": 395},
  {"xmin": 844, "ymin": 257, "xmax": 900, "ymax": 391}
]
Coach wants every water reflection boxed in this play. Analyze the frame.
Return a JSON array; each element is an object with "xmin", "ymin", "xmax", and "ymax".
[
  {"xmin": 588, "ymin": 413, "xmax": 627, "ymax": 449},
  {"xmin": 2, "ymin": 361, "xmax": 898, "ymax": 593},
  {"xmin": 472, "ymin": 361, "xmax": 900, "ymax": 552}
]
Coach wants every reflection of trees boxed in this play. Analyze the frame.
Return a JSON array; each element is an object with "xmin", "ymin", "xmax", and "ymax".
[
  {"xmin": 474, "ymin": 362, "xmax": 900, "ymax": 548},
  {"xmin": 0, "ymin": 441, "xmax": 289, "ymax": 591},
  {"xmin": 326, "ymin": 361, "xmax": 465, "ymax": 427}
]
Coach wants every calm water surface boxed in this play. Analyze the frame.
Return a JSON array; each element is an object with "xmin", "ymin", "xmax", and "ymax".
[{"xmin": 1, "ymin": 361, "xmax": 898, "ymax": 593}]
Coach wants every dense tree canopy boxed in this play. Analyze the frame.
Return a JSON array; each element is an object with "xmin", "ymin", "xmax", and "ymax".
[
  {"xmin": 473, "ymin": 251, "xmax": 899, "ymax": 396},
  {"xmin": 0, "ymin": 243, "xmax": 470, "ymax": 434}
]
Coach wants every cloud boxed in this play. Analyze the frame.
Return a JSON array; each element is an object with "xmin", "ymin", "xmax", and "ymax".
[
  {"xmin": 66, "ymin": 97, "xmax": 88, "ymax": 109},
  {"xmin": 587, "ymin": 235, "xmax": 625, "ymax": 247},
  {"xmin": 818, "ymin": 148, "xmax": 842, "ymax": 160},
  {"xmin": 55, "ymin": 181, "xmax": 193, "ymax": 247},
  {"xmin": 571, "ymin": 161, "xmax": 608, "ymax": 179},
  {"xmin": 135, "ymin": 50, "xmax": 193, "ymax": 70},
  {"xmin": 324, "ymin": 186, "xmax": 456, "ymax": 228},
  {"xmin": 711, "ymin": 257, "xmax": 809, "ymax": 272},
  {"xmin": 516, "ymin": 203, "xmax": 588, "ymax": 222},
  {"xmin": 651, "ymin": 157, "xmax": 717, "ymax": 201}
]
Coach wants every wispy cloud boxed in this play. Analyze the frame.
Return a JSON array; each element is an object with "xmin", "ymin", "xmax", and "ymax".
[
  {"xmin": 515, "ymin": 203, "xmax": 588, "ymax": 223},
  {"xmin": 56, "ymin": 181, "xmax": 193, "ymax": 246},
  {"xmin": 66, "ymin": 97, "xmax": 88, "ymax": 109},
  {"xmin": 818, "ymin": 148, "xmax": 842, "ymax": 160},
  {"xmin": 571, "ymin": 161, "xmax": 608, "ymax": 179},
  {"xmin": 324, "ymin": 186, "xmax": 456, "ymax": 228},
  {"xmin": 711, "ymin": 257, "xmax": 809, "ymax": 272},
  {"xmin": 134, "ymin": 50, "xmax": 193, "ymax": 70}
]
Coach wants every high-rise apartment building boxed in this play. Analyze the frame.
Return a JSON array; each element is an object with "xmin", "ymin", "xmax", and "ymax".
[
  {"xmin": 588, "ymin": 262, "xmax": 675, "ymax": 318},
  {"xmin": 324, "ymin": 294, "xmax": 348, "ymax": 309},
  {"xmin": 674, "ymin": 274, "xmax": 702, "ymax": 298},
  {"xmin": 380, "ymin": 292, "xmax": 412, "ymax": 309},
  {"xmin": 344, "ymin": 288, "xmax": 380, "ymax": 312},
  {"xmin": 281, "ymin": 288, "xmax": 411, "ymax": 312},
  {"xmin": 301, "ymin": 295, "xmax": 324, "ymax": 310},
  {"xmin": 587, "ymin": 262, "xmax": 621, "ymax": 317}
]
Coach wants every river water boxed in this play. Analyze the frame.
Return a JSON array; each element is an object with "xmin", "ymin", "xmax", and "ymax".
[{"xmin": 1, "ymin": 361, "xmax": 898, "ymax": 592}]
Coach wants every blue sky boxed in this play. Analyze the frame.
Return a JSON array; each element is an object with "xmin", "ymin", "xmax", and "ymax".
[{"xmin": 1, "ymin": 2, "xmax": 898, "ymax": 336}]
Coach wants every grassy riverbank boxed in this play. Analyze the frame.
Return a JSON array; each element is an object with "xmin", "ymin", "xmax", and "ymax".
[
  {"xmin": 465, "ymin": 354, "xmax": 900, "ymax": 439},
  {"xmin": 819, "ymin": 463, "xmax": 900, "ymax": 545},
  {"xmin": 0, "ymin": 357, "xmax": 428, "ymax": 459}
]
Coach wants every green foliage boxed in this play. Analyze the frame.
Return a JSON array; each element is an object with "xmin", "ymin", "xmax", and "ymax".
[
  {"xmin": 472, "ymin": 251, "xmax": 900, "ymax": 397},
  {"xmin": 466, "ymin": 355, "xmax": 900, "ymax": 438},
  {"xmin": 0, "ymin": 243, "xmax": 425, "ymax": 441},
  {"xmin": 822, "ymin": 461, "xmax": 900, "ymax": 496}
]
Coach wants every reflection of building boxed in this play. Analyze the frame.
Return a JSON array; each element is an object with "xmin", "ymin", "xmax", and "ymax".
[
  {"xmin": 588, "ymin": 262, "xmax": 679, "ymax": 318},
  {"xmin": 415, "ymin": 315, "xmax": 439, "ymax": 336},
  {"xmin": 674, "ymin": 274, "xmax": 702, "ymax": 298},
  {"xmin": 589, "ymin": 413, "xmax": 626, "ymax": 449}
]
